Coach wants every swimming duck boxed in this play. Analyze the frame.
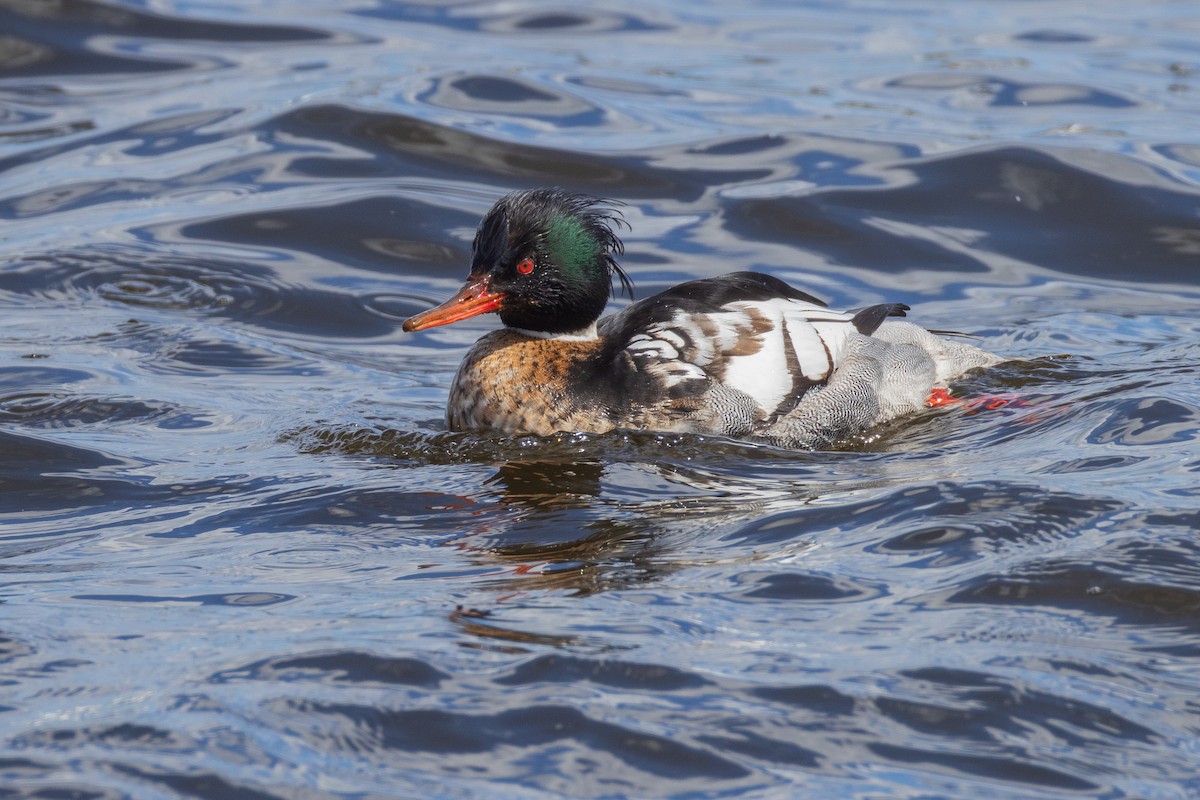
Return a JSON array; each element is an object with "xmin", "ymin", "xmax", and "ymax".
[{"xmin": 403, "ymin": 188, "xmax": 1002, "ymax": 449}]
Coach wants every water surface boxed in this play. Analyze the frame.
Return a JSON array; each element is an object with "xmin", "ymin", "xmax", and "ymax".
[{"xmin": 2, "ymin": 1, "xmax": 1199, "ymax": 798}]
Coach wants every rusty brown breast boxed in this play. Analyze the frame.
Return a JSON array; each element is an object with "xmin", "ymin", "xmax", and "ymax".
[{"xmin": 446, "ymin": 330, "xmax": 617, "ymax": 435}]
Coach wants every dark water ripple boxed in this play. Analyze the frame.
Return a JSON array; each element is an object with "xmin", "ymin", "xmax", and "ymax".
[
  {"xmin": 259, "ymin": 103, "xmax": 760, "ymax": 201},
  {"xmin": 883, "ymin": 72, "xmax": 1142, "ymax": 110},
  {"xmin": 0, "ymin": 389, "xmax": 175, "ymax": 428},
  {"xmin": 355, "ymin": 4, "xmax": 668, "ymax": 36},
  {"xmin": 2, "ymin": 0, "xmax": 1200, "ymax": 798},
  {"xmin": 723, "ymin": 146, "xmax": 1200, "ymax": 283}
]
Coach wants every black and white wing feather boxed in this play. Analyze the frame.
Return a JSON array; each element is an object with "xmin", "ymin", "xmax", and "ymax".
[{"xmin": 599, "ymin": 272, "xmax": 907, "ymax": 422}]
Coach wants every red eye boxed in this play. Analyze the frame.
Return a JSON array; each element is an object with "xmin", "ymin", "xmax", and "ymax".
[{"xmin": 516, "ymin": 258, "xmax": 535, "ymax": 275}]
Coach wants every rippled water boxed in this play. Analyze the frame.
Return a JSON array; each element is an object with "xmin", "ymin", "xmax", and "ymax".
[{"xmin": 2, "ymin": 1, "xmax": 1199, "ymax": 797}]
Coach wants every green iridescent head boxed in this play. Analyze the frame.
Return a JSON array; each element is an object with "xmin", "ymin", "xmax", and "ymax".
[{"xmin": 467, "ymin": 188, "xmax": 633, "ymax": 334}]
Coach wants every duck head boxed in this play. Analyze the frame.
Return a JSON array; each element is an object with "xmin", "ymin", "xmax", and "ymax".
[{"xmin": 403, "ymin": 188, "xmax": 632, "ymax": 336}]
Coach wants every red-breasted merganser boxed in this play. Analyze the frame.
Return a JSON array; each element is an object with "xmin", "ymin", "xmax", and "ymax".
[{"xmin": 403, "ymin": 188, "xmax": 1002, "ymax": 449}]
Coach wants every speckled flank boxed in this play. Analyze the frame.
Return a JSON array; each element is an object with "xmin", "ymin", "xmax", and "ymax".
[{"xmin": 447, "ymin": 330, "xmax": 615, "ymax": 435}]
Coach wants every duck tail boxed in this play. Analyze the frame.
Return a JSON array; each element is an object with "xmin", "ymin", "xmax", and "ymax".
[{"xmin": 849, "ymin": 303, "xmax": 909, "ymax": 336}]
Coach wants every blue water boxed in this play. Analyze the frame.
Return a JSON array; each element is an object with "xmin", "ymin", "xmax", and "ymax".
[{"xmin": 2, "ymin": 1, "xmax": 1199, "ymax": 798}]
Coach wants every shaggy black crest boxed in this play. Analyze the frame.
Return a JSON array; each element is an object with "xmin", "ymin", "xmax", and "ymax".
[{"xmin": 471, "ymin": 188, "xmax": 634, "ymax": 333}]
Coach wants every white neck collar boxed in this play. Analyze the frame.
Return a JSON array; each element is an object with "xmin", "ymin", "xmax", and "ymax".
[{"xmin": 510, "ymin": 322, "xmax": 599, "ymax": 342}]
